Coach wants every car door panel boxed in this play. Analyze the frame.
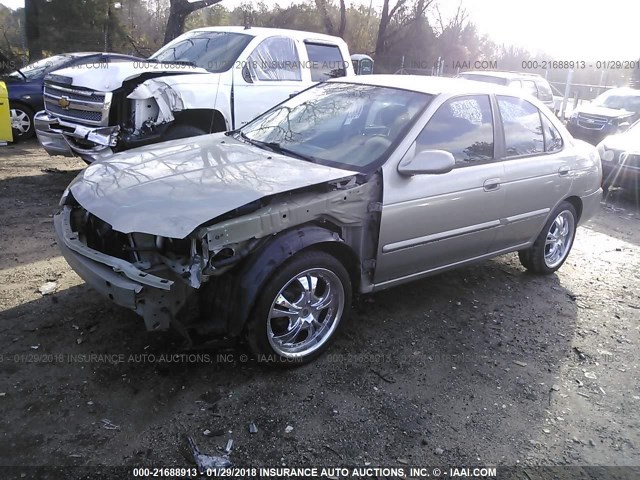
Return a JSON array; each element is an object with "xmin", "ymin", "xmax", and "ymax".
[
  {"xmin": 376, "ymin": 160, "xmax": 505, "ymax": 284},
  {"xmin": 496, "ymin": 154, "xmax": 572, "ymax": 248}
]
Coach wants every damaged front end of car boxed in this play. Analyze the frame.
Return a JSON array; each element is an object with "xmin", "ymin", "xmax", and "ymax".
[
  {"xmin": 37, "ymin": 67, "xmax": 220, "ymax": 164},
  {"xmin": 55, "ymin": 174, "xmax": 381, "ymax": 343}
]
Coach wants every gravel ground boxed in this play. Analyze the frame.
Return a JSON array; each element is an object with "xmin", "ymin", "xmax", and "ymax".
[{"xmin": 0, "ymin": 141, "xmax": 639, "ymax": 476}]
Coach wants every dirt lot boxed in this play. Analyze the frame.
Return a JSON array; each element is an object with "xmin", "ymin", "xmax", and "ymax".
[{"xmin": 1, "ymin": 141, "xmax": 639, "ymax": 475}]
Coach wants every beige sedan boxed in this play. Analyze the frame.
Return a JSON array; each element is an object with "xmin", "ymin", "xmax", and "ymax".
[{"xmin": 55, "ymin": 75, "xmax": 603, "ymax": 364}]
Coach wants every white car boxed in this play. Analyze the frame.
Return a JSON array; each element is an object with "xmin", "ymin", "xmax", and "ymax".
[{"xmin": 35, "ymin": 27, "xmax": 354, "ymax": 163}]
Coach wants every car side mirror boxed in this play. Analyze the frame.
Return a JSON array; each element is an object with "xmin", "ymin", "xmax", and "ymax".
[{"xmin": 397, "ymin": 149, "xmax": 455, "ymax": 176}]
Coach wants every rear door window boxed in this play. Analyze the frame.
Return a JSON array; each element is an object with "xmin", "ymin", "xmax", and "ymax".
[
  {"xmin": 416, "ymin": 95, "xmax": 494, "ymax": 166},
  {"xmin": 497, "ymin": 96, "xmax": 544, "ymax": 156},
  {"xmin": 247, "ymin": 37, "xmax": 302, "ymax": 81},
  {"xmin": 305, "ymin": 43, "xmax": 346, "ymax": 81}
]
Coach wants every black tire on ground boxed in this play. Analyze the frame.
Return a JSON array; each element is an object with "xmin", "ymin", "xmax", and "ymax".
[
  {"xmin": 164, "ymin": 124, "xmax": 207, "ymax": 141},
  {"xmin": 518, "ymin": 201, "xmax": 578, "ymax": 275},
  {"xmin": 244, "ymin": 250, "xmax": 352, "ymax": 367},
  {"xmin": 9, "ymin": 104, "xmax": 35, "ymax": 140}
]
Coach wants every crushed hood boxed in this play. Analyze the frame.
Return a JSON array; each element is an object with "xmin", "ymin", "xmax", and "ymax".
[
  {"xmin": 47, "ymin": 61, "xmax": 209, "ymax": 92},
  {"xmin": 69, "ymin": 134, "xmax": 357, "ymax": 238}
]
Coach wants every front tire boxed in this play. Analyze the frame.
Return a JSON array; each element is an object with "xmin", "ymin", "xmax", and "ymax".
[
  {"xmin": 519, "ymin": 201, "xmax": 577, "ymax": 274},
  {"xmin": 245, "ymin": 250, "xmax": 352, "ymax": 366}
]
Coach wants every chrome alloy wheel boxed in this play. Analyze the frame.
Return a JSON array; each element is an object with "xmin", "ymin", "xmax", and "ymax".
[
  {"xmin": 10, "ymin": 108, "xmax": 31, "ymax": 136},
  {"xmin": 267, "ymin": 268, "xmax": 345, "ymax": 358},
  {"xmin": 544, "ymin": 210, "xmax": 575, "ymax": 268}
]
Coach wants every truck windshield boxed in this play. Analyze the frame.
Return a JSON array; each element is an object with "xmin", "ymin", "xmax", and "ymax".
[
  {"xmin": 150, "ymin": 31, "xmax": 253, "ymax": 73},
  {"xmin": 239, "ymin": 82, "xmax": 432, "ymax": 173}
]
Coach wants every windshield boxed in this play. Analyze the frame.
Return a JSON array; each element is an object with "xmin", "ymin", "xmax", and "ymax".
[
  {"xmin": 150, "ymin": 31, "xmax": 253, "ymax": 73},
  {"xmin": 8, "ymin": 55, "xmax": 75, "ymax": 80},
  {"xmin": 593, "ymin": 90, "xmax": 640, "ymax": 113},
  {"xmin": 239, "ymin": 82, "xmax": 432, "ymax": 172}
]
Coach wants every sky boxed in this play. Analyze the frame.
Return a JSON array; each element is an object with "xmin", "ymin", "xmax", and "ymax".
[{"xmin": 1, "ymin": 0, "xmax": 638, "ymax": 60}]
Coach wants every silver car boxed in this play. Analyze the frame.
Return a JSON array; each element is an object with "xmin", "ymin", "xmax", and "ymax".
[{"xmin": 55, "ymin": 75, "xmax": 602, "ymax": 364}]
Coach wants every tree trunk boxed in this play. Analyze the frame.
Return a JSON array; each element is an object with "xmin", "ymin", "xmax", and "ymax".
[
  {"xmin": 163, "ymin": 0, "xmax": 223, "ymax": 45},
  {"xmin": 24, "ymin": 0, "xmax": 43, "ymax": 61},
  {"xmin": 314, "ymin": 0, "xmax": 335, "ymax": 35},
  {"xmin": 375, "ymin": 0, "xmax": 391, "ymax": 56},
  {"xmin": 337, "ymin": 0, "xmax": 346, "ymax": 37}
]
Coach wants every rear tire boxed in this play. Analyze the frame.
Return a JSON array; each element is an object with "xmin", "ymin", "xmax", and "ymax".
[
  {"xmin": 245, "ymin": 250, "xmax": 352, "ymax": 367},
  {"xmin": 518, "ymin": 201, "xmax": 577, "ymax": 275}
]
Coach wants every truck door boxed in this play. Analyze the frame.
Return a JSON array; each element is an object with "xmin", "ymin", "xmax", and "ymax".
[{"xmin": 233, "ymin": 36, "xmax": 307, "ymax": 128}]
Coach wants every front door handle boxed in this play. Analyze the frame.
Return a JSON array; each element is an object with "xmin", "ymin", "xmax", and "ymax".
[
  {"xmin": 558, "ymin": 166, "xmax": 570, "ymax": 176},
  {"xmin": 483, "ymin": 178, "xmax": 501, "ymax": 192}
]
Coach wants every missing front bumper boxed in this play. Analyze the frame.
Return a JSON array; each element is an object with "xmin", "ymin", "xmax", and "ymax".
[{"xmin": 54, "ymin": 206, "xmax": 192, "ymax": 330}]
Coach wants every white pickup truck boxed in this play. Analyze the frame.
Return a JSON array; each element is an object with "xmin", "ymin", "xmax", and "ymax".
[{"xmin": 35, "ymin": 26, "xmax": 354, "ymax": 163}]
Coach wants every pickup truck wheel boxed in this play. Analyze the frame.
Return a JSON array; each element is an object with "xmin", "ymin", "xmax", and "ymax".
[
  {"xmin": 245, "ymin": 250, "xmax": 351, "ymax": 366},
  {"xmin": 164, "ymin": 124, "xmax": 206, "ymax": 141},
  {"xmin": 10, "ymin": 105, "xmax": 35, "ymax": 140},
  {"xmin": 518, "ymin": 201, "xmax": 577, "ymax": 274}
]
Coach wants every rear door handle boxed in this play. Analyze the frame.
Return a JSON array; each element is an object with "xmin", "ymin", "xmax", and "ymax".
[
  {"xmin": 558, "ymin": 166, "xmax": 570, "ymax": 176},
  {"xmin": 483, "ymin": 178, "xmax": 501, "ymax": 192}
]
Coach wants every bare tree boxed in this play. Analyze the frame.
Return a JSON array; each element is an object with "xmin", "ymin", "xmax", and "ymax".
[
  {"xmin": 164, "ymin": 0, "xmax": 223, "ymax": 44},
  {"xmin": 24, "ymin": 0, "xmax": 43, "ymax": 61},
  {"xmin": 375, "ymin": 0, "xmax": 433, "ymax": 56},
  {"xmin": 314, "ymin": 0, "xmax": 347, "ymax": 37}
]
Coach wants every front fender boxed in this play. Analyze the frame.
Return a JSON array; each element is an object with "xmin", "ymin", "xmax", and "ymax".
[
  {"xmin": 127, "ymin": 73, "xmax": 230, "ymax": 125},
  {"xmin": 202, "ymin": 225, "xmax": 343, "ymax": 337}
]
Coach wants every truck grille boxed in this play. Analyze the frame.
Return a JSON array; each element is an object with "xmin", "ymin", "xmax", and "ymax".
[
  {"xmin": 576, "ymin": 113, "xmax": 608, "ymax": 130},
  {"xmin": 44, "ymin": 82, "xmax": 111, "ymax": 127}
]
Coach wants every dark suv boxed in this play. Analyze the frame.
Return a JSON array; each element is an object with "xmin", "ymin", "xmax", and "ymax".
[
  {"xmin": 458, "ymin": 71, "xmax": 555, "ymax": 111},
  {"xmin": 566, "ymin": 87, "xmax": 640, "ymax": 145}
]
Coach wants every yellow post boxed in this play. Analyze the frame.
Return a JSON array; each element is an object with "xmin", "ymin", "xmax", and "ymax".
[{"xmin": 0, "ymin": 81, "xmax": 14, "ymax": 143}]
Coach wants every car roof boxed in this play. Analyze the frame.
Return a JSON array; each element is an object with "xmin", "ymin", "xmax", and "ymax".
[
  {"xmin": 603, "ymin": 87, "xmax": 640, "ymax": 97},
  {"xmin": 329, "ymin": 74, "xmax": 520, "ymax": 96},
  {"xmin": 461, "ymin": 70, "xmax": 545, "ymax": 80},
  {"xmin": 188, "ymin": 26, "xmax": 346, "ymax": 44}
]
